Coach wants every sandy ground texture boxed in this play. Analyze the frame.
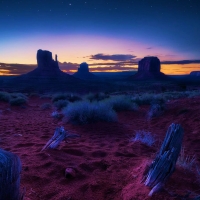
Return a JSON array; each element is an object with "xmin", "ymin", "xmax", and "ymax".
[{"xmin": 0, "ymin": 96, "xmax": 200, "ymax": 200}]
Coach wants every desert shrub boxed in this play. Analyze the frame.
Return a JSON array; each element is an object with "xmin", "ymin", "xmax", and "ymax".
[
  {"xmin": 52, "ymin": 93, "xmax": 82, "ymax": 103},
  {"xmin": 62, "ymin": 100, "xmax": 117, "ymax": 124},
  {"xmin": 10, "ymin": 93, "xmax": 28, "ymax": 100},
  {"xmin": 184, "ymin": 90, "xmax": 200, "ymax": 98},
  {"xmin": 9, "ymin": 93, "xmax": 28, "ymax": 106},
  {"xmin": 130, "ymin": 130, "xmax": 155, "ymax": 147},
  {"xmin": 156, "ymin": 90, "xmax": 200, "ymax": 102},
  {"xmin": 40, "ymin": 94, "xmax": 52, "ymax": 99},
  {"xmin": 85, "ymin": 92, "xmax": 110, "ymax": 102},
  {"xmin": 104, "ymin": 95, "xmax": 138, "ymax": 112},
  {"xmin": 67, "ymin": 94, "xmax": 82, "ymax": 102},
  {"xmin": 131, "ymin": 93, "xmax": 166, "ymax": 106},
  {"xmin": 196, "ymin": 166, "xmax": 200, "ymax": 183},
  {"xmin": 40, "ymin": 103, "xmax": 52, "ymax": 110},
  {"xmin": 163, "ymin": 91, "xmax": 187, "ymax": 100},
  {"xmin": 147, "ymin": 100, "xmax": 166, "ymax": 119},
  {"xmin": 131, "ymin": 90, "xmax": 200, "ymax": 105},
  {"xmin": 29, "ymin": 93, "xmax": 39, "ymax": 97},
  {"xmin": 0, "ymin": 91, "xmax": 10, "ymax": 102},
  {"xmin": 9, "ymin": 97, "xmax": 27, "ymax": 106},
  {"xmin": 162, "ymin": 90, "xmax": 200, "ymax": 100},
  {"xmin": 0, "ymin": 92, "xmax": 28, "ymax": 105},
  {"xmin": 52, "ymin": 93, "xmax": 68, "ymax": 102},
  {"xmin": 54, "ymin": 100, "xmax": 68, "ymax": 110},
  {"xmin": 51, "ymin": 111, "xmax": 61, "ymax": 119},
  {"xmin": 176, "ymin": 147, "xmax": 196, "ymax": 171}
]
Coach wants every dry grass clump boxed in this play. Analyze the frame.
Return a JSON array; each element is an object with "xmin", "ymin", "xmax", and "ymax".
[
  {"xmin": 62, "ymin": 100, "xmax": 117, "ymax": 124},
  {"xmin": 104, "ymin": 95, "xmax": 138, "ymax": 112},
  {"xmin": 51, "ymin": 111, "xmax": 62, "ymax": 119},
  {"xmin": 29, "ymin": 93, "xmax": 40, "ymax": 97},
  {"xmin": 130, "ymin": 90, "xmax": 200, "ymax": 106},
  {"xmin": 9, "ymin": 93, "xmax": 28, "ymax": 106},
  {"xmin": 0, "ymin": 91, "xmax": 28, "ymax": 106},
  {"xmin": 52, "ymin": 93, "xmax": 82, "ymax": 103},
  {"xmin": 85, "ymin": 92, "xmax": 110, "ymax": 102},
  {"xmin": 147, "ymin": 99, "xmax": 166, "ymax": 119},
  {"xmin": 9, "ymin": 97, "xmax": 27, "ymax": 106},
  {"xmin": 131, "ymin": 93, "xmax": 166, "ymax": 105},
  {"xmin": 40, "ymin": 94, "xmax": 52, "ymax": 99},
  {"xmin": 40, "ymin": 103, "xmax": 52, "ymax": 110},
  {"xmin": 0, "ymin": 91, "xmax": 11, "ymax": 102},
  {"xmin": 176, "ymin": 147, "xmax": 196, "ymax": 171},
  {"xmin": 53, "ymin": 100, "xmax": 68, "ymax": 110},
  {"xmin": 130, "ymin": 130, "xmax": 156, "ymax": 147}
]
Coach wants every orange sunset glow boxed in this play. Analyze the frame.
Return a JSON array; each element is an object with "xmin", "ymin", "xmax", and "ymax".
[{"xmin": 1, "ymin": 34, "xmax": 199, "ymax": 76}]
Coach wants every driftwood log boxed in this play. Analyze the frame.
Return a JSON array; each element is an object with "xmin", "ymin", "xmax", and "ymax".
[
  {"xmin": 0, "ymin": 148, "xmax": 22, "ymax": 200},
  {"xmin": 41, "ymin": 126, "xmax": 80, "ymax": 151},
  {"xmin": 143, "ymin": 123, "xmax": 184, "ymax": 196}
]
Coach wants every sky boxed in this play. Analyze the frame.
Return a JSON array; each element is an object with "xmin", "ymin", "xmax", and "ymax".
[{"xmin": 0, "ymin": 0, "xmax": 200, "ymax": 75}]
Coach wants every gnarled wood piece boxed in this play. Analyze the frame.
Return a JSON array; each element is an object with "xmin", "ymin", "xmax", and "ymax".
[
  {"xmin": 41, "ymin": 127, "xmax": 80, "ymax": 151},
  {"xmin": 0, "ymin": 148, "xmax": 22, "ymax": 200},
  {"xmin": 143, "ymin": 123, "xmax": 184, "ymax": 196}
]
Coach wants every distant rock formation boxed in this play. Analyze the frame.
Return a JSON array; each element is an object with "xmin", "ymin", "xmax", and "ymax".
[
  {"xmin": 73, "ymin": 62, "xmax": 97, "ymax": 80},
  {"xmin": 19, "ymin": 49, "xmax": 79, "ymax": 80},
  {"xmin": 78, "ymin": 62, "xmax": 89, "ymax": 73},
  {"xmin": 129, "ymin": 57, "xmax": 168, "ymax": 80},
  {"xmin": 4, "ymin": 49, "xmax": 80, "ymax": 92},
  {"xmin": 36, "ymin": 49, "xmax": 59, "ymax": 72},
  {"xmin": 190, "ymin": 71, "xmax": 200, "ymax": 76},
  {"xmin": 26, "ymin": 49, "xmax": 67, "ymax": 76},
  {"xmin": 138, "ymin": 56, "xmax": 160, "ymax": 73}
]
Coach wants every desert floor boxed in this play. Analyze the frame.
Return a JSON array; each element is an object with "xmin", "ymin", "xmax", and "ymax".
[{"xmin": 0, "ymin": 96, "xmax": 200, "ymax": 200}]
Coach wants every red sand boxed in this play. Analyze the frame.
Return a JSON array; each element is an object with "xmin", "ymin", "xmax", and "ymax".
[{"xmin": 0, "ymin": 97, "xmax": 200, "ymax": 200}]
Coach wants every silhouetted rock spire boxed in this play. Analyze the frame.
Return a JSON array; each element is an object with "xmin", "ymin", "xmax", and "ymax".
[{"xmin": 36, "ymin": 49, "xmax": 59, "ymax": 73}]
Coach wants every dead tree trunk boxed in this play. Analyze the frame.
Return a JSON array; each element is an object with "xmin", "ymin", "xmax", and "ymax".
[
  {"xmin": 41, "ymin": 126, "xmax": 80, "ymax": 151},
  {"xmin": 0, "ymin": 148, "xmax": 22, "ymax": 200},
  {"xmin": 143, "ymin": 123, "xmax": 184, "ymax": 196}
]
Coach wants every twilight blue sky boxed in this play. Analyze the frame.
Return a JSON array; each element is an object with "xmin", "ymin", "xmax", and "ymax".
[{"xmin": 0, "ymin": 0, "xmax": 200, "ymax": 74}]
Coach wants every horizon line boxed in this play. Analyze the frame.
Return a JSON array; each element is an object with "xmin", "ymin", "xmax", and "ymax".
[{"xmin": 1, "ymin": 59, "xmax": 200, "ymax": 65}]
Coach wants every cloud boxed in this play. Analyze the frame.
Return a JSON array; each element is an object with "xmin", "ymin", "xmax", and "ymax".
[
  {"xmin": 2, "ymin": 58, "xmax": 199, "ymax": 75},
  {"xmin": 90, "ymin": 65, "xmax": 137, "ymax": 71},
  {"xmin": 58, "ymin": 62, "xmax": 79, "ymax": 71},
  {"xmin": 146, "ymin": 47, "xmax": 152, "ymax": 49},
  {"xmin": 0, "ymin": 62, "xmax": 80, "ymax": 75},
  {"xmin": 0, "ymin": 61, "xmax": 138, "ymax": 75},
  {"xmin": 0, "ymin": 63, "xmax": 36, "ymax": 75},
  {"xmin": 90, "ymin": 53, "xmax": 137, "ymax": 61},
  {"xmin": 161, "ymin": 60, "xmax": 200, "ymax": 65},
  {"xmin": 89, "ymin": 60, "xmax": 139, "ymax": 66},
  {"xmin": 60, "ymin": 62, "xmax": 138, "ymax": 72}
]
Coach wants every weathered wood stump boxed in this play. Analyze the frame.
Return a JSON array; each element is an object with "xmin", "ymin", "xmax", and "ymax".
[
  {"xmin": 0, "ymin": 148, "xmax": 22, "ymax": 200},
  {"xmin": 143, "ymin": 123, "xmax": 184, "ymax": 196},
  {"xmin": 41, "ymin": 126, "xmax": 80, "ymax": 151}
]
